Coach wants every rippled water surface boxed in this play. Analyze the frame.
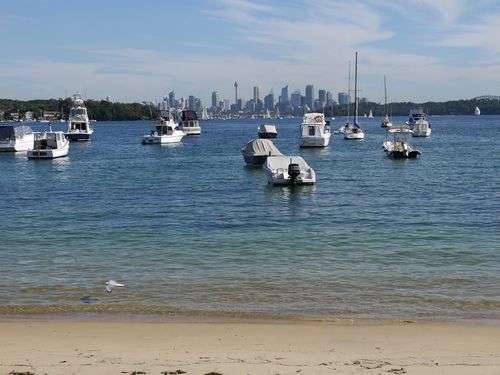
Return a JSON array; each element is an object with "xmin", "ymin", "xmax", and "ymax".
[{"xmin": 1, "ymin": 116, "xmax": 499, "ymax": 321}]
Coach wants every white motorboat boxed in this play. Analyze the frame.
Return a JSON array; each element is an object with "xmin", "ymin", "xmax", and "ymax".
[
  {"xmin": 142, "ymin": 109, "xmax": 184, "ymax": 145},
  {"xmin": 381, "ymin": 75, "xmax": 392, "ymax": 128},
  {"xmin": 27, "ymin": 128, "xmax": 69, "ymax": 159},
  {"xmin": 412, "ymin": 118, "xmax": 431, "ymax": 137},
  {"xmin": 241, "ymin": 138, "xmax": 282, "ymax": 166},
  {"xmin": 65, "ymin": 93, "xmax": 93, "ymax": 141},
  {"xmin": 0, "ymin": 124, "xmax": 35, "ymax": 152},
  {"xmin": 257, "ymin": 124, "xmax": 277, "ymax": 139},
  {"xmin": 299, "ymin": 113, "xmax": 330, "ymax": 147},
  {"xmin": 263, "ymin": 155, "xmax": 316, "ymax": 186},
  {"xmin": 383, "ymin": 125, "xmax": 421, "ymax": 159},
  {"xmin": 343, "ymin": 52, "xmax": 365, "ymax": 140},
  {"xmin": 179, "ymin": 110, "xmax": 201, "ymax": 135}
]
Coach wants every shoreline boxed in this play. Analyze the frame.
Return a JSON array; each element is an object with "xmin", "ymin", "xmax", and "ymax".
[{"xmin": 1, "ymin": 319, "xmax": 500, "ymax": 375}]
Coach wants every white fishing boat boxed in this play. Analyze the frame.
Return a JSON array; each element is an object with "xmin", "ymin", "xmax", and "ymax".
[
  {"xmin": 27, "ymin": 126, "xmax": 69, "ymax": 159},
  {"xmin": 257, "ymin": 124, "xmax": 277, "ymax": 139},
  {"xmin": 343, "ymin": 52, "xmax": 365, "ymax": 140},
  {"xmin": 0, "ymin": 124, "xmax": 35, "ymax": 152},
  {"xmin": 263, "ymin": 155, "xmax": 316, "ymax": 186},
  {"xmin": 475, "ymin": 106, "xmax": 481, "ymax": 116},
  {"xmin": 412, "ymin": 118, "xmax": 431, "ymax": 137},
  {"xmin": 241, "ymin": 138, "xmax": 282, "ymax": 166},
  {"xmin": 381, "ymin": 75, "xmax": 392, "ymax": 128},
  {"xmin": 179, "ymin": 110, "xmax": 201, "ymax": 135},
  {"xmin": 65, "ymin": 93, "xmax": 93, "ymax": 141},
  {"xmin": 142, "ymin": 108, "xmax": 184, "ymax": 145},
  {"xmin": 299, "ymin": 113, "xmax": 330, "ymax": 147},
  {"xmin": 383, "ymin": 125, "xmax": 421, "ymax": 159}
]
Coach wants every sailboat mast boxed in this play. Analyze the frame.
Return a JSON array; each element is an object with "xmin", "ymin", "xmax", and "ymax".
[
  {"xmin": 354, "ymin": 52, "xmax": 358, "ymax": 125},
  {"xmin": 347, "ymin": 60, "xmax": 351, "ymax": 122},
  {"xmin": 384, "ymin": 74, "xmax": 388, "ymax": 117}
]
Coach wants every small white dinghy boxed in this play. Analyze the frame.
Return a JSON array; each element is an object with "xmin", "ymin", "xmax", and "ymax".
[{"xmin": 263, "ymin": 155, "xmax": 316, "ymax": 186}]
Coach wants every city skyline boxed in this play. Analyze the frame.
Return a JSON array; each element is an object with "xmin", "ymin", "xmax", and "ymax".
[{"xmin": 2, "ymin": 1, "xmax": 500, "ymax": 105}]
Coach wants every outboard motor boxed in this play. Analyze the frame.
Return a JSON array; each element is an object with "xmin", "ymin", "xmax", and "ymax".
[{"xmin": 288, "ymin": 160, "xmax": 301, "ymax": 184}]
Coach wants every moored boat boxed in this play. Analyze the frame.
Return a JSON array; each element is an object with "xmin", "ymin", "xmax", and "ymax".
[
  {"xmin": 299, "ymin": 113, "xmax": 330, "ymax": 147},
  {"xmin": 27, "ymin": 127, "xmax": 69, "ymax": 159},
  {"xmin": 0, "ymin": 124, "xmax": 35, "ymax": 152},
  {"xmin": 179, "ymin": 110, "xmax": 201, "ymax": 135},
  {"xmin": 142, "ymin": 108, "xmax": 184, "ymax": 145},
  {"xmin": 65, "ymin": 93, "xmax": 93, "ymax": 141},
  {"xmin": 257, "ymin": 124, "xmax": 277, "ymax": 139},
  {"xmin": 263, "ymin": 155, "xmax": 316, "ymax": 185},
  {"xmin": 343, "ymin": 52, "xmax": 365, "ymax": 140},
  {"xmin": 383, "ymin": 125, "xmax": 421, "ymax": 159},
  {"xmin": 241, "ymin": 138, "xmax": 282, "ymax": 166}
]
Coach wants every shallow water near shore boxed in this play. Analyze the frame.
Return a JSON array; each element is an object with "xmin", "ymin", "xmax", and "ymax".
[{"xmin": 1, "ymin": 115, "xmax": 499, "ymax": 322}]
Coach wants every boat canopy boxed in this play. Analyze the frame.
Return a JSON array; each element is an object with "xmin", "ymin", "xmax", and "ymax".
[
  {"xmin": 302, "ymin": 113, "xmax": 326, "ymax": 125},
  {"xmin": 242, "ymin": 138, "xmax": 282, "ymax": 156},
  {"xmin": 258, "ymin": 124, "xmax": 277, "ymax": 133},
  {"xmin": 388, "ymin": 124, "xmax": 413, "ymax": 133},
  {"xmin": 0, "ymin": 124, "xmax": 33, "ymax": 140},
  {"xmin": 265, "ymin": 155, "xmax": 310, "ymax": 169}
]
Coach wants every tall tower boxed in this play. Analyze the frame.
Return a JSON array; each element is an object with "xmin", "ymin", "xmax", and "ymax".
[{"xmin": 234, "ymin": 81, "xmax": 238, "ymax": 104}]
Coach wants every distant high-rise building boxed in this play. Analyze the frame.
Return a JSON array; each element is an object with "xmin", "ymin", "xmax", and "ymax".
[
  {"xmin": 305, "ymin": 84, "xmax": 314, "ymax": 110},
  {"xmin": 188, "ymin": 95, "xmax": 195, "ymax": 110},
  {"xmin": 264, "ymin": 92, "xmax": 275, "ymax": 110},
  {"xmin": 338, "ymin": 92, "xmax": 350, "ymax": 105},
  {"xmin": 168, "ymin": 91, "xmax": 175, "ymax": 108},
  {"xmin": 222, "ymin": 99, "xmax": 229, "ymax": 111},
  {"xmin": 291, "ymin": 90, "xmax": 301, "ymax": 108},
  {"xmin": 318, "ymin": 89, "xmax": 326, "ymax": 109},
  {"xmin": 253, "ymin": 86, "xmax": 260, "ymax": 103},
  {"xmin": 280, "ymin": 85, "xmax": 289, "ymax": 112},
  {"xmin": 211, "ymin": 91, "xmax": 220, "ymax": 108}
]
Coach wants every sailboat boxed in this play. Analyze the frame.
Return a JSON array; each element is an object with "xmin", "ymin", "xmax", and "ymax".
[
  {"xmin": 381, "ymin": 75, "xmax": 392, "ymax": 128},
  {"xmin": 475, "ymin": 106, "xmax": 481, "ymax": 116},
  {"xmin": 343, "ymin": 52, "xmax": 365, "ymax": 140},
  {"xmin": 368, "ymin": 109, "xmax": 373, "ymax": 118}
]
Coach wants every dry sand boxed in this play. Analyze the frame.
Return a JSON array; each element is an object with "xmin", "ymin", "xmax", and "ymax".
[{"xmin": 1, "ymin": 319, "xmax": 500, "ymax": 374}]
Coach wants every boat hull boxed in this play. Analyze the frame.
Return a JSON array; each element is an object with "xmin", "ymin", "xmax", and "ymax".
[
  {"xmin": 0, "ymin": 135, "xmax": 34, "ymax": 152},
  {"xmin": 180, "ymin": 127, "xmax": 201, "ymax": 136},
  {"xmin": 27, "ymin": 146, "xmax": 69, "ymax": 159},
  {"xmin": 141, "ymin": 133, "xmax": 184, "ymax": 145},
  {"xmin": 65, "ymin": 132, "xmax": 92, "ymax": 141},
  {"xmin": 242, "ymin": 154, "xmax": 268, "ymax": 166},
  {"xmin": 388, "ymin": 150, "xmax": 421, "ymax": 159},
  {"xmin": 299, "ymin": 135, "xmax": 330, "ymax": 147},
  {"xmin": 344, "ymin": 132, "xmax": 365, "ymax": 140},
  {"xmin": 258, "ymin": 132, "xmax": 277, "ymax": 139},
  {"xmin": 412, "ymin": 129, "xmax": 431, "ymax": 137}
]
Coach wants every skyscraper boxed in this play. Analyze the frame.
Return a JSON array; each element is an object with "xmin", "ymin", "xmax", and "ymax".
[
  {"xmin": 264, "ymin": 92, "xmax": 275, "ymax": 110},
  {"xmin": 280, "ymin": 85, "xmax": 289, "ymax": 112},
  {"xmin": 253, "ymin": 86, "xmax": 260, "ymax": 103},
  {"xmin": 338, "ymin": 92, "xmax": 350, "ymax": 105},
  {"xmin": 305, "ymin": 84, "xmax": 314, "ymax": 110},
  {"xmin": 318, "ymin": 89, "xmax": 326, "ymax": 109},
  {"xmin": 168, "ymin": 91, "xmax": 175, "ymax": 108},
  {"xmin": 211, "ymin": 91, "xmax": 220, "ymax": 108},
  {"xmin": 291, "ymin": 90, "xmax": 301, "ymax": 108}
]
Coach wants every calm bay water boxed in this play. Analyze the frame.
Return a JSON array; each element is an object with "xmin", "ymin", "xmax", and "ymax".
[{"xmin": 0, "ymin": 116, "xmax": 499, "ymax": 321}]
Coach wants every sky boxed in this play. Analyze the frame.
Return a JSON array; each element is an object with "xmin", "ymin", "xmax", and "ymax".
[{"xmin": 1, "ymin": 0, "xmax": 500, "ymax": 105}]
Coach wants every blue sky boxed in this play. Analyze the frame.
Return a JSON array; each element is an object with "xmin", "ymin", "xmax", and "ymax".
[{"xmin": 1, "ymin": 0, "xmax": 500, "ymax": 104}]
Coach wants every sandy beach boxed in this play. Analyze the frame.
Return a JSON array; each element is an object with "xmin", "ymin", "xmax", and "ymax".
[{"xmin": 1, "ymin": 319, "xmax": 500, "ymax": 375}]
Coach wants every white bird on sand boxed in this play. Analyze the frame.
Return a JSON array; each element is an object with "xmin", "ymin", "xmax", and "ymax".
[{"xmin": 105, "ymin": 280, "xmax": 124, "ymax": 293}]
